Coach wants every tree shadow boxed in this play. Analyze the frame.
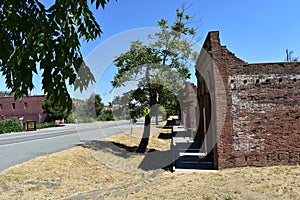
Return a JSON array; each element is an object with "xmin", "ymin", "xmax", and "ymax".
[
  {"xmin": 79, "ymin": 140, "xmax": 137, "ymax": 159},
  {"xmin": 79, "ymin": 140, "xmax": 215, "ymax": 172},
  {"xmin": 158, "ymin": 132, "xmax": 172, "ymax": 140},
  {"xmin": 79, "ymin": 140, "xmax": 173, "ymax": 171},
  {"xmin": 137, "ymin": 149, "xmax": 173, "ymax": 171},
  {"xmin": 55, "ymin": 124, "xmax": 66, "ymax": 127},
  {"xmin": 110, "ymin": 142, "xmax": 138, "ymax": 152}
]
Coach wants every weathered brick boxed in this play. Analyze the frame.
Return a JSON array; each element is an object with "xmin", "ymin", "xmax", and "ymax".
[
  {"xmin": 196, "ymin": 31, "xmax": 300, "ymax": 169},
  {"xmin": 181, "ymin": 83, "xmax": 198, "ymax": 130}
]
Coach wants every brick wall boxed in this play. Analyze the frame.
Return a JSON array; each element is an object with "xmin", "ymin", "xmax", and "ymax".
[
  {"xmin": 181, "ymin": 82, "xmax": 198, "ymax": 131},
  {"xmin": 196, "ymin": 31, "xmax": 300, "ymax": 169},
  {"xmin": 0, "ymin": 95, "xmax": 48, "ymax": 123}
]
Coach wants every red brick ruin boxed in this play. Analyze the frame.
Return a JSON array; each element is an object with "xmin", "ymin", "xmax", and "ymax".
[{"xmin": 196, "ymin": 31, "xmax": 300, "ymax": 169}]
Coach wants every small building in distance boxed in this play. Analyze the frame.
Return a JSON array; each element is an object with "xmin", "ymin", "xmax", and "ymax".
[
  {"xmin": 0, "ymin": 95, "xmax": 48, "ymax": 123},
  {"xmin": 196, "ymin": 31, "xmax": 300, "ymax": 169}
]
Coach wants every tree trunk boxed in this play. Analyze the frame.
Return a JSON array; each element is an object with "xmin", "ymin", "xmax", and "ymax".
[
  {"xmin": 136, "ymin": 114, "xmax": 151, "ymax": 153},
  {"xmin": 136, "ymin": 66, "xmax": 157, "ymax": 153}
]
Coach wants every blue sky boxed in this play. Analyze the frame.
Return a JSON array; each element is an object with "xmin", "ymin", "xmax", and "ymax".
[
  {"xmin": 83, "ymin": 0, "xmax": 300, "ymax": 62},
  {"xmin": 1, "ymin": 0, "xmax": 300, "ymax": 104}
]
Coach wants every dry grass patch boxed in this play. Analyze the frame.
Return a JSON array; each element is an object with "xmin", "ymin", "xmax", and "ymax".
[
  {"xmin": 107, "ymin": 165, "xmax": 300, "ymax": 200},
  {"xmin": 82, "ymin": 124, "xmax": 172, "ymax": 174},
  {"xmin": 106, "ymin": 123, "xmax": 172, "ymax": 152},
  {"xmin": 0, "ymin": 147, "xmax": 137, "ymax": 199},
  {"xmin": 0, "ymin": 124, "xmax": 171, "ymax": 199},
  {"xmin": 0, "ymin": 123, "xmax": 299, "ymax": 199}
]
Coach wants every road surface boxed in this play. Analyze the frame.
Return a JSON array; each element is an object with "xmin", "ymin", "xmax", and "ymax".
[{"xmin": 0, "ymin": 120, "xmax": 140, "ymax": 171}]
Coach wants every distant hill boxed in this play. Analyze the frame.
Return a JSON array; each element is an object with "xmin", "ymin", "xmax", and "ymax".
[{"xmin": 0, "ymin": 91, "xmax": 13, "ymax": 97}]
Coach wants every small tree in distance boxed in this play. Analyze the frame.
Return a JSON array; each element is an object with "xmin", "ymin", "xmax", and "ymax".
[{"xmin": 70, "ymin": 93, "xmax": 113, "ymax": 122}]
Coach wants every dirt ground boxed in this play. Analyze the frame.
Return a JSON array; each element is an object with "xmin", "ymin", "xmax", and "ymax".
[{"xmin": 0, "ymin": 124, "xmax": 299, "ymax": 199}]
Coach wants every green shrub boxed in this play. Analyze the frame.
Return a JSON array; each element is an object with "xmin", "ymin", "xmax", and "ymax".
[
  {"xmin": 36, "ymin": 122, "xmax": 55, "ymax": 129},
  {"xmin": 98, "ymin": 110, "xmax": 114, "ymax": 121},
  {"xmin": 0, "ymin": 118, "xmax": 23, "ymax": 134},
  {"xmin": 66, "ymin": 115, "xmax": 75, "ymax": 123}
]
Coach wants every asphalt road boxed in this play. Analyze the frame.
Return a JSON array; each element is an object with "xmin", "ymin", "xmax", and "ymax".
[{"xmin": 0, "ymin": 120, "xmax": 141, "ymax": 172}]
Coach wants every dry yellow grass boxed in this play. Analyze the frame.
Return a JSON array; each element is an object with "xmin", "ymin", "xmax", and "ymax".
[
  {"xmin": 110, "ymin": 165, "xmax": 300, "ymax": 200},
  {"xmin": 0, "ymin": 147, "xmax": 135, "ymax": 199},
  {"xmin": 0, "ymin": 124, "xmax": 299, "ymax": 199},
  {"xmin": 106, "ymin": 124, "xmax": 172, "ymax": 151}
]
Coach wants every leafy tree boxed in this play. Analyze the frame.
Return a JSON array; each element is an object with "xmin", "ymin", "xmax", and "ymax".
[
  {"xmin": 0, "ymin": 0, "xmax": 111, "ymax": 111},
  {"xmin": 71, "ymin": 93, "xmax": 106, "ymax": 121},
  {"xmin": 94, "ymin": 94, "xmax": 104, "ymax": 116},
  {"xmin": 112, "ymin": 93, "xmax": 132, "ymax": 120},
  {"xmin": 112, "ymin": 6, "xmax": 199, "ymax": 152},
  {"xmin": 98, "ymin": 109, "xmax": 114, "ymax": 121},
  {"xmin": 157, "ymin": 86, "xmax": 182, "ymax": 117},
  {"xmin": 81, "ymin": 93, "xmax": 104, "ymax": 117},
  {"xmin": 42, "ymin": 95, "xmax": 70, "ymax": 121}
]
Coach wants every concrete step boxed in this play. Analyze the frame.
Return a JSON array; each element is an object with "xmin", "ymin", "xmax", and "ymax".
[
  {"xmin": 174, "ymin": 156, "xmax": 214, "ymax": 171},
  {"xmin": 178, "ymin": 152, "xmax": 207, "ymax": 157}
]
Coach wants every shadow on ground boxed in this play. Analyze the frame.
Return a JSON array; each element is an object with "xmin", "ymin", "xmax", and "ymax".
[
  {"xmin": 79, "ymin": 140, "xmax": 136, "ymax": 159},
  {"xmin": 138, "ymin": 150, "xmax": 173, "ymax": 171},
  {"xmin": 79, "ymin": 139, "xmax": 214, "ymax": 172},
  {"xmin": 158, "ymin": 132, "xmax": 172, "ymax": 139},
  {"xmin": 79, "ymin": 140, "xmax": 173, "ymax": 171}
]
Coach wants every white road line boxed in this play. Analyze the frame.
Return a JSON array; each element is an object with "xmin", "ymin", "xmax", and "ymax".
[
  {"xmin": 0, "ymin": 123, "xmax": 128, "ymax": 141},
  {"xmin": 0, "ymin": 126, "xmax": 127, "ymax": 147},
  {"xmin": 0, "ymin": 133, "xmax": 77, "ymax": 148}
]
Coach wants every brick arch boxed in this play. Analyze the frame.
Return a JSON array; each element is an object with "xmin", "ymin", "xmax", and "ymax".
[{"xmin": 196, "ymin": 40, "xmax": 228, "ymax": 169}]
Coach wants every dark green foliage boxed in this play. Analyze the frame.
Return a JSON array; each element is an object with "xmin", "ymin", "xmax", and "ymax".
[
  {"xmin": 0, "ymin": 118, "xmax": 23, "ymax": 134},
  {"xmin": 42, "ymin": 95, "xmax": 70, "ymax": 120},
  {"xmin": 111, "ymin": 94, "xmax": 131, "ymax": 120},
  {"xmin": 98, "ymin": 109, "xmax": 114, "ymax": 121},
  {"xmin": 92, "ymin": 94, "xmax": 104, "ymax": 117},
  {"xmin": 71, "ymin": 93, "xmax": 113, "ymax": 121},
  {"xmin": 73, "ymin": 93, "xmax": 103, "ymax": 119},
  {"xmin": 36, "ymin": 122, "xmax": 55, "ymax": 129},
  {"xmin": 157, "ymin": 87, "xmax": 181, "ymax": 117},
  {"xmin": 0, "ymin": 0, "xmax": 111, "ymax": 111}
]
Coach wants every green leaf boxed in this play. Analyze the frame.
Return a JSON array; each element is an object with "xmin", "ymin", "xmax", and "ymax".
[{"xmin": 96, "ymin": 0, "xmax": 100, "ymax": 9}]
